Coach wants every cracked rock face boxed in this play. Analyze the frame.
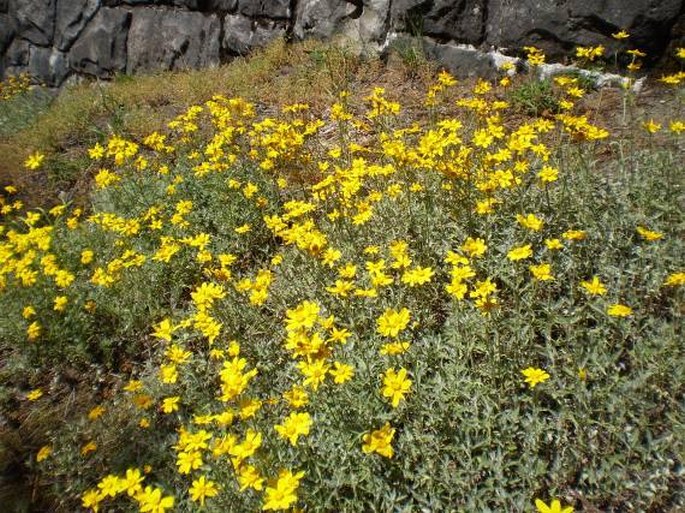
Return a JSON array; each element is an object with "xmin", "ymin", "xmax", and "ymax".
[
  {"xmin": 68, "ymin": 7, "xmax": 131, "ymax": 79},
  {"xmin": 1, "ymin": 0, "xmax": 683, "ymax": 87},
  {"xmin": 485, "ymin": 0, "xmax": 683, "ymax": 60},
  {"xmin": 126, "ymin": 9, "xmax": 221, "ymax": 73}
]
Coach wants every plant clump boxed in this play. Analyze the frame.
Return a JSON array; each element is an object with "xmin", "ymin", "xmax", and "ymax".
[{"xmin": 0, "ymin": 44, "xmax": 684, "ymax": 513}]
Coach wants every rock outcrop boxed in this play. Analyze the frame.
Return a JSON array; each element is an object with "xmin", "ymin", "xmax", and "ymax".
[{"xmin": 1, "ymin": 0, "xmax": 683, "ymax": 87}]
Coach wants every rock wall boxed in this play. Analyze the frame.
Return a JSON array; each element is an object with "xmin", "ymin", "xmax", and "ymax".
[{"xmin": 1, "ymin": 0, "xmax": 683, "ymax": 86}]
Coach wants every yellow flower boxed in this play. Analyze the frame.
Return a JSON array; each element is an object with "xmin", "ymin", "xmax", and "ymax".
[
  {"xmin": 524, "ymin": 46, "xmax": 546, "ymax": 66},
  {"xmin": 545, "ymin": 238, "xmax": 563, "ymax": 250},
  {"xmin": 189, "ymin": 475, "xmax": 219, "ymax": 507},
  {"xmin": 664, "ymin": 271, "xmax": 685, "ymax": 287},
  {"xmin": 507, "ymin": 244, "xmax": 533, "ymax": 261},
  {"xmin": 529, "ymin": 263, "xmax": 554, "ymax": 281},
  {"xmin": 380, "ymin": 341, "xmax": 411, "ymax": 355},
  {"xmin": 381, "ymin": 367, "xmax": 412, "ymax": 407},
  {"xmin": 612, "ymin": 30, "xmax": 630, "ymax": 40},
  {"xmin": 461, "ymin": 237, "xmax": 487, "ymax": 258},
  {"xmin": 24, "ymin": 152, "xmax": 45, "ymax": 170},
  {"xmin": 535, "ymin": 498, "xmax": 574, "ymax": 513},
  {"xmin": 562, "ymin": 229, "xmax": 586, "ymax": 241},
  {"xmin": 137, "ymin": 486, "xmax": 174, "ymax": 513},
  {"xmin": 274, "ymin": 412, "xmax": 313, "ymax": 446},
  {"xmin": 283, "ymin": 386, "xmax": 309, "ymax": 409},
  {"xmin": 636, "ymin": 226, "xmax": 663, "ymax": 241},
  {"xmin": 376, "ymin": 307, "xmax": 411, "ymax": 338},
  {"xmin": 88, "ymin": 405, "xmax": 105, "ymax": 420},
  {"xmin": 362, "ymin": 422, "xmax": 395, "ymax": 458},
  {"xmin": 159, "ymin": 364, "xmax": 178, "ymax": 384},
  {"xmin": 80, "ymin": 441, "xmax": 97, "ymax": 456},
  {"xmin": 669, "ymin": 120, "xmax": 685, "ymax": 133},
  {"xmin": 176, "ymin": 451, "xmax": 203, "ymax": 475},
  {"xmin": 122, "ymin": 468, "xmax": 144, "ymax": 497},
  {"xmin": 297, "ymin": 359, "xmax": 329, "ymax": 390},
  {"xmin": 81, "ymin": 488, "xmax": 104, "ymax": 512},
  {"xmin": 521, "ymin": 367, "xmax": 550, "ymax": 389},
  {"xmin": 401, "ymin": 266, "xmax": 434, "ymax": 286},
  {"xmin": 516, "ymin": 213, "xmax": 544, "ymax": 231},
  {"xmin": 285, "ymin": 300, "xmax": 320, "ymax": 332},
  {"xmin": 580, "ymin": 276, "xmax": 607, "ymax": 296},
  {"xmin": 123, "ymin": 379, "xmax": 143, "ymax": 393},
  {"xmin": 237, "ymin": 464, "xmax": 264, "ymax": 491},
  {"xmin": 161, "ymin": 396, "xmax": 180, "ymax": 413},
  {"xmin": 607, "ymin": 303, "xmax": 632, "ymax": 317},
  {"xmin": 537, "ymin": 165, "xmax": 558, "ymax": 183},
  {"xmin": 262, "ymin": 469, "xmax": 305, "ymax": 511},
  {"xmin": 152, "ymin": 318, "xmax": 176, "ymax": 342},
  {"xmin": 27, "ymin": 389, "xmax": 43, "ymax": 401},
  {"xmin": 330, "ymin": 362, "xmax": 354, "ymax": 384},
  {"xmin": 27, "ymin": 321, "xmax": 41, "ymax": 341},
  {"xmin": 643, "ymin": 119, "xmax": 661, "ymax": 134},
  {"xmin": 53, "ymin": 295, "xmax": 68, "ymax": 312},
  {"xmin": 80, "ymin": 249, "xmax": 94, "ymax": 264},
  {"xmin": 97, "ymin": 474, "xmax": 123, "ymax": 498},
  {"xmin": 36, "ymin": 445, "xmax": 52, "ymax": 462}
]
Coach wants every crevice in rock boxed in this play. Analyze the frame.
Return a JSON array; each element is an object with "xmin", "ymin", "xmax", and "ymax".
[
  {"xmin": 404, "ymin": 0, "xmax": 432, "ymax": 37},
  {"xmin": 285, "ymin": 0, "xmax": 298, "ymax": 42},
  {"xmin": 348, "ymin": 0, "xmax": 363, "ymax": 20},
  {"xmin": 479, "ymin": 0, "xmax": 488, "ymax": 46}
]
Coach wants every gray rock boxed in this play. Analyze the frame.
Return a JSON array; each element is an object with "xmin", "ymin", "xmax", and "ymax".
[
  {"xmin": 2, "ymin": 0, "xmax": 685, "ymax": 85},
  {"xmin": 238, "ymin": 0, "xmax": 290, "ymax": 19},
  {"xmin": 345, "ymin": 0, "xmax": 391, "ymax": 49},
  {"xmin": 101, "ymin": 0, "xmax": 236, "ymax": 10},
  {"xmin": 28, "ymin": 45, "xmax": 70, "ymax": 85},
  {"xmin": 5, "ymin": 37, "xmax": 29, "ymax": 67},
  {"xmin": 486, "ymin": 0, "xmax": 683, "ymax": 61},
  {"xmin": 102, "ymin": 0, "xmax": 200, "ymax": 7},
  {"xmin": 392, "ymin": 0, "xmax": 486, "ymax": 43},
  {"xmin": 204, "ymin": 0, "xmax": 237, "ymax": 11},
  {"xmin": 422, "ymin": 37, "xmax": 498, "ymax": 79},
  {"xmin": 69, "ymin": 7, "xmax": 131, "ymax": 78},
  {"xmin": 0, "ymin": 12, "xmax": 16, "ymax": 55},
  {"xmin": 223, "ymin": 14, "xmax": 286, "ymax": 55},
  {"xmin": 294, "ymin": 0, "xmax": 360, "ymax": 40},
  {"xmin": 55, "ymin": 0, "xmax": 100, "ymax": 52},
  {"xmin": 294, "ymin": 0, "xmax": 391, "ymax": 53},
  {"xmin": 126, "ymin": 8, "xmax": 221, "ymax": 73},
  {"xmin": 10, "ymin": 0, "xmax": 56, "ymax": 47}
]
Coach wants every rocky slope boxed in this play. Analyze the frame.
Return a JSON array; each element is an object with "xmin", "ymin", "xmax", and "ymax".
[{"xmin": 1, "ymin": 0, "xmax": 683, "ymax": 86}]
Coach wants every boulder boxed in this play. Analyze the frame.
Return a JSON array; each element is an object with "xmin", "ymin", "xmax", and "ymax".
[
  {"xmin": 238, "ymin": 0, "xmax": 290, "ymax": 19},
  {"xmin": 10, "ymin": 0, "xmax": 56, "ymax": 47},
  {"xmin": 126, "ymin": 8, "xmax": 221, "ymax": 73},
  {"xmin": 203, "ymin": 0, "xmax": 237, "ymax": 12},
  {"xmin": 69, "ymin": 7, "xmax": 131, "ymax": 78},
  {"xmin": 0, "ymin": 12, "xmax": 16, "ymax": 55},
  {"xmin": 55, "ymin": 0, "xmax": 100, "ymax": 52},
  {"xmin": 422, "ymin": 37, "xmax": 499, "ymax": 79},
  {"xmin": 485, "ymin": 0, "xmax": 683, "ymax": 61},
  {"xmin": 293, "ymin": 0, "xmax": 360, "ymax": 40},
  {"xmin": 102, "ymin": 0, "xmax": 202, "ymax": 7},
  {"xmin": 294, "ymin": 0, "xmax": 391, "ymax": 52},
  {"xmin": 4, "ymin": 37, "xmax": 28, "ymax": 67},
  {"xmin": 392, "ymin": 0, "xmax": 486, "ymax": 43},
  {"xmin": 28, "ymin": 45, "xmax": 70, "ymax": 85},
  {"xmin": 222, "ymin": 14, "xmax": 286, "ymax": 56}
]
